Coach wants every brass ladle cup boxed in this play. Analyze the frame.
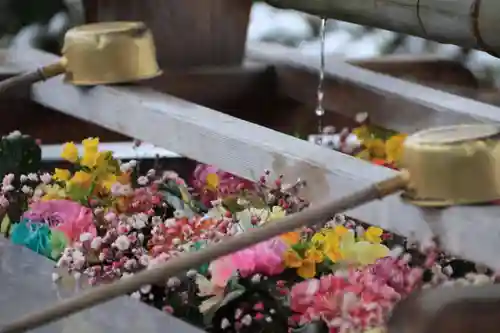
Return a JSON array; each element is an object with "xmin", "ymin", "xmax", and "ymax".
[
  {"xmin": 1, "ymin": 124, "xmax": 500, "ymax": 333},
  {"xmin": 0, "ymin": 21, "xmax": 161, "ymax": 93}
]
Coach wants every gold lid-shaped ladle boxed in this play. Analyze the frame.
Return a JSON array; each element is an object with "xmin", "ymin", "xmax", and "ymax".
[
  {"xmin": 0, "ymin": 21, "xmax": 162, "ymax": 92},
  {"xmin": 1, "ymin": 124, "xmax": 500, "ymax": 333}
]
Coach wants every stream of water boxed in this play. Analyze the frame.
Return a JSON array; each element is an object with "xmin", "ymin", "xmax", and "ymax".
[{"xmin": 314, "ymin": 17, "xmax": 327, "ymax": 133}]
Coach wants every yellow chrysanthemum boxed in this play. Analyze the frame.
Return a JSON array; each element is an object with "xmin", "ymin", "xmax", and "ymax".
[
  {"xmin": 53, "ymin": 168, "xmax": 71, "ymax": 182},
  {"xmin": 61, "ymin": 142, "xmax": 79, "ymax": 163},
  {"xmin": 385, "ymin": 134, "xmax": 407, "ymax": 163}
]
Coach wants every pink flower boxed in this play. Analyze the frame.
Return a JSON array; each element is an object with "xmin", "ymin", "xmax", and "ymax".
[
  {"xmin": 23, "ymin": 200, "xmax": 96, "ymax": 242},
  {"xmin": 209, "ymin": 255, "xmax": 235, "ymax": 288},
  {"xmin": 251, "ymin": 238, "xmax": 288, "ymax": 276},
  {"xmin": 192, "ymin": 164, "xmax": 254, "ymax": 205},
  {"xmin": 209, "ymin": 238, "xmax": 287, "ymax": 284}
]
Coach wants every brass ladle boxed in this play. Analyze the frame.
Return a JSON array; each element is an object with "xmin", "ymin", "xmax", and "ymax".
[
  {"xmin": 1, "ymin": 124, "xmax": 500, "ymax": 333},
  {"xmin": 0, "ymin": 21, "xmax": 161, "ymax": 92}
]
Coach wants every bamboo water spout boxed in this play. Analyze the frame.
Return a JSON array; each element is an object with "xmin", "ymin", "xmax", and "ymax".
[{"xmin": 265, "ymin": 0, "xmax": 500, "ymax": 56}]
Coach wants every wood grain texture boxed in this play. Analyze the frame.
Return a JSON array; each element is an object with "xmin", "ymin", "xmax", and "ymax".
[
  {"xmin": 8, "ymin": 46, "xmax": 500, "ymax": 270},
  {"xmin": 247, "ymin": 42, "xmax": 500, "ymax": 134},
  {"xmin": 265, "ymin": 0, "xmax": 499, "ymax": 54},
  {"xmin": 82, "ymin": 0, "xmax": 252, "ymax": 68}
]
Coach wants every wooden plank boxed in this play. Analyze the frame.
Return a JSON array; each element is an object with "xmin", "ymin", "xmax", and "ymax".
[
  {"xmin": 6, "ymin": 47, "xmax": 500, "ymax": 270},
  {"xmin": 247, "ymin": 42, "xmax": 500, "ymax": 134},
  {"xmin": 0, "ymin": 236, "xmax": 204, "ymax": 333}
]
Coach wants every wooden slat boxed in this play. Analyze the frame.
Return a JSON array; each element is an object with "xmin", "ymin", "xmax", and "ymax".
[
  {"xmin": 247, "ymin": 42, "xmax": 500, "ymax": 134},
  {"xmin": 0, "ymin": 236, "xmax": 204, "ymax": 333},
  {"xmin": 5, "ymin": 47, "xmax": 500, "ymax": 270}
]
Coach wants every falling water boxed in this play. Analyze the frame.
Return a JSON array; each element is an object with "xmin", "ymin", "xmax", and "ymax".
[{"xmin": 315, "ymin": 17, "xmax": 327, "ymax": 133}]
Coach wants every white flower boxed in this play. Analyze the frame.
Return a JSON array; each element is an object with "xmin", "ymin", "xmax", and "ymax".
[
  {"xmin": 6, "ymin": 130, "xmax": 21, "ymax": 139},
  {"xmin": 20, "ymin": 175, "xmax": 28, "ymax": 183},
  {"xmin": 132, "ymin": 213, "xmax": 148, "ymax": 229},
  {"xmin": 90, "ymin": 237, "xmax": 102, "ymax": 249},
  {"xmin": 137, "ymin": 176, "xmax": 149, "ymax": 186},
  {"xmin": 151, "ymin": 216, "xmax": 162, "ymax": 225},
  {"xmin": 2, "ymin": 185, "xmax": 14, "ymax": 192},
  {"xmin": 27, "ymin": 173, "xmax": 38, "ymax": 181},
  {"xmin": 40, "ymin": 173, "xmax": 52, "ymax": 184},
  {"xmin": 21, "ymin": 185, "xmax": 33, "ymax": 194},
  {"xmin": 114, "ymin": 235, "xmax": 131, "ymax": 251},
  {"xmin": 79, "ymin": 232, "xmax": 93, "ymax": 242},
  {"xmin": 120, "ymin": 160, "xmax": 137, "ymax": 173},
  {"xmin": 2, "ymin": 173, "xmax": 14, "ymax": 186},
  {"xmin": 139, "ymin": 255, "xmax": 150, "ymax": 267}
]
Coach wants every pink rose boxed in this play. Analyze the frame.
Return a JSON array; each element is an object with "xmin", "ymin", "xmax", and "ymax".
[{"xmin": 23, "ymin": 200, "xmax": 96, "ymax": 242}]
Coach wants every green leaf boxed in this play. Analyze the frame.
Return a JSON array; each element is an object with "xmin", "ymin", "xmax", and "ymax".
[
  {"xmin": 0, "ymin": 215, "xmax": 11, "ymax": 236},
  {"xmin": 66, "ymin": 184, "xmax": 88, "ymax": 202},
  {"xmin": 49, "ymin": 230, "xmax": 67, "ymax": 260},
  {"xmin": 222, "ymin": 196, "xmax": 244, "ymax": 214}
]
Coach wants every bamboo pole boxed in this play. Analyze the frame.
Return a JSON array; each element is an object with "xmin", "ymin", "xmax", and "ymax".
[{"xmin": 264, "ymin": 0, "xmax": 500, "ymax": 57}]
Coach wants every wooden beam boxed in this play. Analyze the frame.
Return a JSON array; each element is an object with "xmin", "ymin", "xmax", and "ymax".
[
  {"xmin": 6, "ymin": 47, "xmax": 500, "ymax": 270},
  {"xmin": 247, "ymin": 42, "xmax": 500, "ymax": 134},
  {"xmin": 0, "ymin": 236, "xmax": 204, "ymax": 333}
]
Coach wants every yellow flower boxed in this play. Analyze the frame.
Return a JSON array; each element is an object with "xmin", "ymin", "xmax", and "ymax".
[
  {"xmin": 61, "ymin": 142, "xmax": 79, "ymax": 163},
  {"xmin": 305, "ymin": 247, "xmax": 323, "ymax": 263},
  {"xmin": 283, "ymin": 248, "xmax": 323, "ymax": 279},
  {"xmin": 363, "ymin": 226, "xmax": 383, "ymax": 244},
  {"xmin": 53, "ymin": 168, "xmax": 71, "ymax": 182},
  {"xmin": 352, "ymin": 126, "xmax": 371, "ymax": 141},
  {"xmin": 69, "ymin": 171, "xmax": 92, "ymax": 187},
  {"xmin": 280, "ymin": 231, "xmax": 300, "ymax": 245},
  {"xmin": 311, "ymin": 225, "xmax": 348, "ymax": 244},
  {"xmin": 268, "ymin": 206, "xmax": 286, "ymax": 221},
  {"xmin": 40, "ymin": 184, "xmax": 67, "ymax": 200},
  {"xmin": 339, "ymin": 231, "xmax": 389, "ymax": 266},
  {"xmin": 365, "ymin": 138, "xmax": 386, "ymax": 158},
  {"xmin": 100, "ymin": 174, "xmax": 118, "ymax": 192},
  {"xmin": 81, "ymin": 148, "xmax": 99, "ymax": 168},
  {"xmin": 82, "ymin": 137, "xmax": 99, "ymax": 150},
  {"xmin": 80, "ymin": 138, "xmax": 100, "ymax": 168},
  {"xmin": 205, "ymin": 173, "xmax": 219, "ymax": 191},
  {"xmin": 385, "ymin": 134, "xmax": 407, "ymax": 163}
]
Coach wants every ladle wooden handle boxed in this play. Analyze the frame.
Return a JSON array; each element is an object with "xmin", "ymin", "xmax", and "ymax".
[
  {"xmin": 0, "ymin": 171, "xmax": 410, "ymax": 333},
  {"xmin": 0, "ymin": 61, "xmax": 65, "ymax": 94}
]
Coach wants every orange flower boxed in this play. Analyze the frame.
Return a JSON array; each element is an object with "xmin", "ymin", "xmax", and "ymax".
[{"xmin": 280, "ymin": 231, "xmax": 300, "ymax": 245}]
